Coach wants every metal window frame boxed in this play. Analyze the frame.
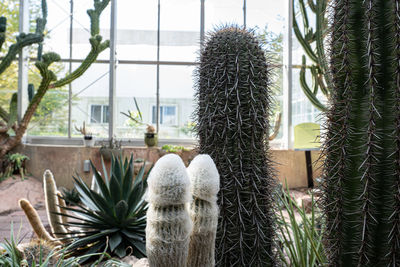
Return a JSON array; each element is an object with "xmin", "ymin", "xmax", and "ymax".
[{"xmin": 18, "ymin": 0, "xmax": 293, "ymax": 149}]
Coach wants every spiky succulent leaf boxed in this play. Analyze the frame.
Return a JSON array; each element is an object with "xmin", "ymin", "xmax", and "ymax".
[{"xmin": 63, "ymin": 154, "xmax": 148, "ymax": 259}]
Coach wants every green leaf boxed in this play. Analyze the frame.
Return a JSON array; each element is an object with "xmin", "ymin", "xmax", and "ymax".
[
  {"xmin": 115, "ymin": 200, "xmax": 128, "ymax": 219},
  {"xmin": 109, "ymin": 233, "xmax": 122, "ymax": 252}
]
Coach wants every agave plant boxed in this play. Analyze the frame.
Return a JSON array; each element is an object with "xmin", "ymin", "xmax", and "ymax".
[{"xmin": 62, "ymin": 155, "xmax": 149, "ymax": 259}]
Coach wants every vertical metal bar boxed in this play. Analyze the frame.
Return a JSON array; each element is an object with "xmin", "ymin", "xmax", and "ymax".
[
  {"xmin": 283, "ymin": 0, "xmax": 293, "ymax": 149},
  {"xmin": 243, "ymin": 0, "xmax": 246, "ymax": 28},
  {"xmin": 156, "ymin": 0, "xmax": 161, "ymax": 133},
  {"xmin": 68, "ymin": 0, "xmax": 74, "ymax": 138},
  {"xmin": 200, "ymin": 0, "xmax": 205, "ymax": 48},
  {"xmin": 109, "ymin": 0, "xmax": 117, "ymax": 139},
  {"xmin": 17, "ymin": 0, "xmax": 29, "ymax": 122}
]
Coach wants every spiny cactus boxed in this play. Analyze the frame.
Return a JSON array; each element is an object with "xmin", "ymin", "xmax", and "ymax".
[
  {"xmin": 293, "ymin": 0, "xmax": 330, "ymax": 111},
  {"xmin": 18, "ymin": 199, "xmax": 61, "ymax": 246},
  {"xmin": 322, "ymin": 1, "xmax": 400, "ymax": 266},
  {"xmin": 146, "ymin": 154, "xmax": 192, "ymax": 267},
  {"xmin": 187, "ymin": 154, "xmax": 219, "ymax": 267},
  {"xmin": 43, "ymin": 170, "xmax": 68, "ymax": 240},
  {"xmin": 195, "ymin": 25, "xmax": 276, "ymax": 266}
]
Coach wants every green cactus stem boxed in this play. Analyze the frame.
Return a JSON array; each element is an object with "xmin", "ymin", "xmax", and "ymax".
[
  {"xmin": 195, "ymin": 25, "xmax": 276, "ymax": 266},
  {"xmin": 146, "ymin": 154, "xmax": 192, "ymax": 267},
  {"xmin": 293, "ymin": 0, "xmax": 330, "ymax": 111},
  {"xmin": 322, "ymin": 1, "xmax": 400, "ymax": 266},
  {"xmin": 187, "ymin": 155, "xmax": 220, "ymax": 267}
]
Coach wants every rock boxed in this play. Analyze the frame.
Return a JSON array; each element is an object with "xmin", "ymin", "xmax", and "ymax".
[
  {"xmin": 0, "ymin": 176, "xmax": 43, "ymax": 215},
  {"xmin": 121, "ymin": 256, "xmax": 149, "ymax": 267},
  {"xmin": 133, "ymin": 258, "xmax": 149, "ymax": 267}
]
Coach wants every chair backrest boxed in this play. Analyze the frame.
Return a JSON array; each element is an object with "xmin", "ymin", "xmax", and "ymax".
[{"xmin": 294, "ymin": 122, "xmax": 321, "ymax": 150}]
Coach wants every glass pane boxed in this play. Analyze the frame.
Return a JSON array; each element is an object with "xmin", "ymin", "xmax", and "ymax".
[
  {"xmin": 160, "ymin": 0, "xmax": 200, "ymax": 62},
  {"xmin": 45, "ymin": 0, "xmax": 110, "ymax": 60},
  {"xmin": 292, "ymin": 1, "xmax": 316, "ymax": 65},
  {"xmin": 117, "ymin": 0, "xmax": 158, "ymax": 61},
  {"xmin": 159, "ymin": 65, "xmax": 195, "ymax": 139},
  {"xmin": 116, "ymin": 64, "xmax": 157, "ymax": 138},
  {"xmin": 27, "ymin": 62, "xmax": 69, "ymax": 137},
  {"xmin": 205, "ymin": 0, "xmax": 243, "ymax": 31},
  {"xmin": 90, "ymin": 105, "xmax": 101, "ymax": 123},
  {"xmin": 0, "ymin": 1, "xmax": 19, "ymax": 109},
  {"xmin": 292, "ymin": 68, "xmax": 323, "ymax": 126},
  {"xmin": 71, "ymin": 63, "xmax": 109, "ymax": 138},
  {"xmin": 247, "ymin": 0, "xmax": 285, "ymax": 36},
  {"xmin": 71, "ymin": 0, "xmax": 111, "ymax": 60},
  {"xmin": 102, "ymin": 105, "xmax": 109, "ymax": 123}
]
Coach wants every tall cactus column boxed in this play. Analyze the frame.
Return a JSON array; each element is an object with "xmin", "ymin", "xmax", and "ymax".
[
  {"xmin": 187, "ymin": 154, "xmax": 220, "ymax": 267},
  {"xmin": 323, "ymin": 1, "xmax": 400, "ymax": 266},
  {"xmin": 146, "ymin": 154, "xmax": 192, "ymax": 267},
  {"xmin": 195, "ymin": 26, "xmax": 276, "ymax": 266}
]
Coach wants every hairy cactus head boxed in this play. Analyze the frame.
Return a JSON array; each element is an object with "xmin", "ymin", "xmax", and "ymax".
[
  {"xmin": 147, "ymin": 153, "xmax": 191, "ymax": 206},
  {"xmin": 187, "ymin": 154, "xmax": 219, "ymax": 202}
]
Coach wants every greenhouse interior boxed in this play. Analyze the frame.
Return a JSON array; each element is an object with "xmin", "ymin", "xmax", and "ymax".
[{"xmin": 0, "ymin": 0, "xmax": 398, "ymax": 266}]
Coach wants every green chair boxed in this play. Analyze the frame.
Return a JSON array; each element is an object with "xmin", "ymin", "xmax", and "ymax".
[
  {"xmin": 294, "ymin": 122, "xmax": 321, "ymax": 150},
  {"xmin": 294, "ymin": 123, "xmax": 321, "ymax": 188}
]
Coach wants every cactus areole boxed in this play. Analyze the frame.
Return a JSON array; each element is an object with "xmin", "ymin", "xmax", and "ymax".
[
  {"xmin": 195, "ymin": 26, "xmax": 276, "ymax": 266},
  {"xmin": 323, "ymin": 1, "xmax": 400, "ymax": 266}
]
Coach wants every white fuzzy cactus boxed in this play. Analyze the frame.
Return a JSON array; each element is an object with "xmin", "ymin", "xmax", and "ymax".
[
  {"xmin": 146, "ymin": 154, "xmax": 192, "ymax": 267},
  {"xmin": 43, "ymin": 170, "xmax": 69, "ymax": 240},
  {"xmin": 186, "ymin": 154, "xmax": 220, "ymax": 267}
]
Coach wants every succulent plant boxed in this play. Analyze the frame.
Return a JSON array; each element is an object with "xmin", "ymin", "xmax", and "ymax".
[
  {"xmin": 43, "ymin": 170, "xmax": 69, "ymax": 241},
  {"xmin": 187, "ymin": 155, "xmax": 220, "ymax": 267},
  {"xmin": 322, "ymin": 1, "xmax": 400, "ymax": 266},
  {"xmin": 194, "ymin": 25, "xmax": 276, "ymax": 266},
  {"xmin": 146, "ymin": 154, "xmax": 192, "ymax": 267},
  {"xmin": 60, "ymin": 187, "xmax": 81, "ymax": 206},
  {"xmin": 63, "ymin": 155, "xmax": 149, "ymax": 259}
]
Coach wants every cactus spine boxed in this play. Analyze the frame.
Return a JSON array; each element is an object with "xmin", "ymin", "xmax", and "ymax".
[
  {"xmin": 146, "ymin": 154, "xmax": 192, "ymax": 267},
  {"xmin": 43, "ymin": 170, "xmax": 68, "ymax": 240},
  {"xmin": 187, "ymin": 155, "xmax": 219, "ymax": 267},
  {"xmin": 323, "ymin": 1, "xmax": 400, "ymax": 266},
  {"xmin": 195, "ymin": 25, "xmax": 276, "ymax": 266}
]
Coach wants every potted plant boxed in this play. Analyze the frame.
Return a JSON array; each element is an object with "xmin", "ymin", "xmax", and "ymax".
[
  {"xmin": 74, "ymin": 122, "xmax": 95, "ymax": 147},
  {"xmin": 121, "ymin": 97, "xmax": 158, "ymax": 147},
  {"xmin": 99, "ymin": 136, "xmax": 122, "ymax": 161},
  {"xmin": 145, "ymin": 124, "xmax": 158, "ymax": 147}
]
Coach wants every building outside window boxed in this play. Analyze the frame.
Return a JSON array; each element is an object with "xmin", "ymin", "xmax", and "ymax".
[
  {"xmin": 90, "ymin": 104, "xmax": 109, "ymax": 124},
  {"xmin": 152, "ymin": 105, "xmax": 177, "ymax": 126}
]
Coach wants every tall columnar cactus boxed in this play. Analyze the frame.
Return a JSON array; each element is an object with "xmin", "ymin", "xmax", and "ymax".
[
  {"xmin": 195, "ymin": 26, "xmax": 276, "ymax": 266},
  {"xmin": 19, "ymin": 198, "xmax": 61, "ymax": 246},
  {"xmin": 43, "ymin": 170, "xmax": 68, "ymax": 240},
  {"xmin": 187, "ymin": 154, "xmax": 219, "ymax": 267},
  {"xmin": 146, "ymin": 154, "xmax": 192, "ymax": 267},
  {"xmin": 293, "ymin": 0, "xmax": 331, "ymax": 111},
  {"xmin": 323, "ymin": 1, "xmax": 400, "ymax": 266}
]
